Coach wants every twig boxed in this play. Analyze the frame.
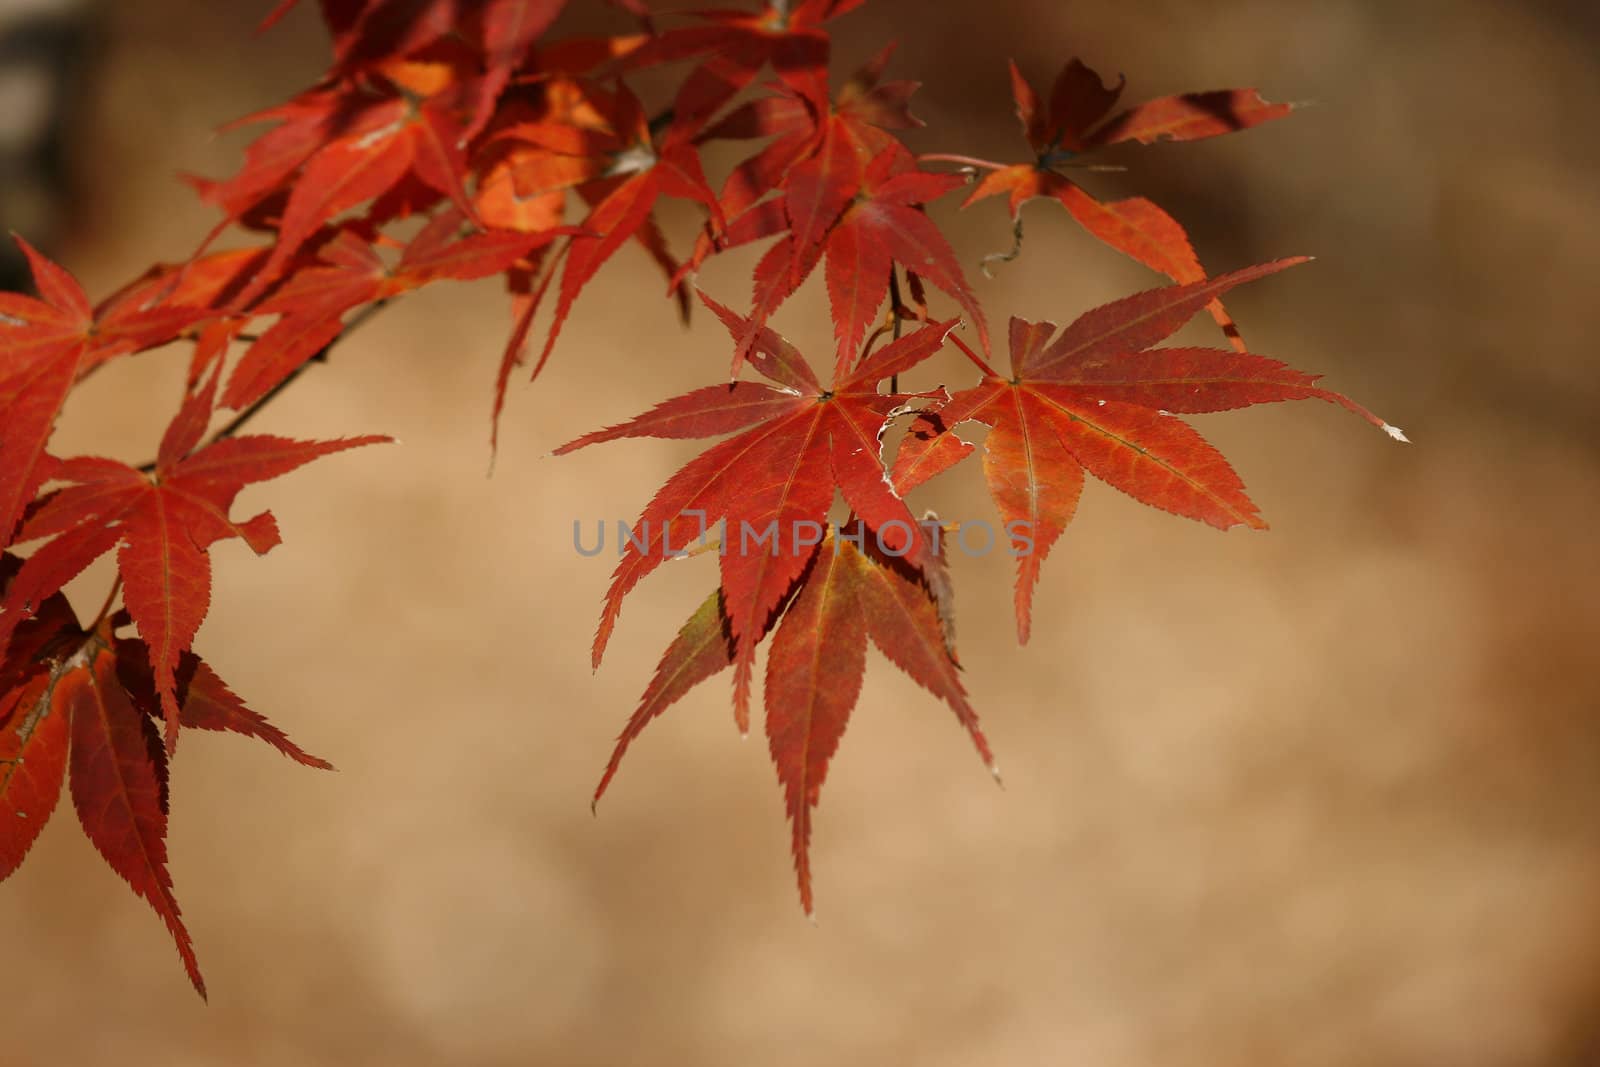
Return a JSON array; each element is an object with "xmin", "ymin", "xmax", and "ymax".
[{"xmin": 136, "ymin": 299, "xmax": 390, "ymax": 473}]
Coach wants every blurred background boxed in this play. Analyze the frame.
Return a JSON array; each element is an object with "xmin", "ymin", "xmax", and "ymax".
[{"xmin": 4, "ymin": 1, "xmax": 1600, "ymax": 1064}]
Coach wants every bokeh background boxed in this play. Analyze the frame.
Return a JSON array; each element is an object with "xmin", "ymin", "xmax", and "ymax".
[{"xmin": 5, "ymin": 1, "xmax": 1600, "ymax": 1064}]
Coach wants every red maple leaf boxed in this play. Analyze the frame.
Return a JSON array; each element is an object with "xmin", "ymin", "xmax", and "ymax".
[
  {"xmin": 0, "ymin": 240, "xmax": 209, "ymax": 550},
  {"xmin": 204, "ymin": 58, "xmax": 493, "ymax": 307},
  {"xmin": 112, "ymin": 633, "xmax": 334, "ymax": 771},
  {"xmin": 0, "ymin": 376, "xmax": 386, "ymax": 751},
  {"xmin": 0, "ymin": 669, "xmax": 69, "ymax": 877},
  {"xmin": 488, "ymin": 80, "xmax": 722, "ymax": 426},
  {"xmin": 960, "ymin": 59, "xmax": 1295, "ymax": 349},
  {"xmin": 592, "ymin": 521, "xmax": 996, "ymax": 914},
  {"xmin": 692, "ymin": 83, "xmax": 818, "ymax": 226},
  {"xmin": 892, "ymin": 259, "xmax": 1405, "ymax": 643},
  {"xmin": 0, "ymin": 612, "xmax": 331, "ymax": 1000},
  {"xmin": 680, "ymin": 40, "xmax": 916, "ymax": 256},
  {"xmin": 56, "ymin": 628, "xmax": 205, "ymax": 996},
  {"xmin": 1, "ymin": 544, "xmax": 329, "ymax": 1000},
  {"xmin": 0, "ymin": 556, "xmax": 81, "ymax": 882},
  {"xmin": 669, "ymin": 46, "xmax": 972, "ymax": 374},
  {"xmin": 556, "ymin": 293, "xmax": 955, "ymax": 730},
  {"xmin": 725, "ymin": 158, "xmax": 983, "ymax": 375},
  {"xmin": 772, "ymin": 43, "xmax": 924, "ymax": 276},
  {"xmin": 231, "ymin": 216, "xmax": 572, "ymax": 410}
]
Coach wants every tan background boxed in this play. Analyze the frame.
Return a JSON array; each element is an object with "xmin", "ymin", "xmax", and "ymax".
[{"xmin": 6, "ymin": 1, "xmax": 1600, "ymax": 1064}]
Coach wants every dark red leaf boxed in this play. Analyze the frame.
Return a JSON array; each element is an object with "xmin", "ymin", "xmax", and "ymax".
[
  {"xmin": 0, "ymin": 671, "xmax": 69, "ymax": 881},
  {"xmin": 114, "ymin": 638, "xmax": 333, "ymax": 770},
  {"xmin": 558, "ymin": 296, "xmax": 953, "ymax": 730},
  {"xmin": 64, "ymin": 638, "xmax": 205, "ymax": 998}
]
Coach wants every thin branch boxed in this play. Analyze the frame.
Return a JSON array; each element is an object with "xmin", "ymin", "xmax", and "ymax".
[
  {"xmin": 215, "ymin": 299, "xmax": 390, "ymax": 445},
  {"xmin": 137, "ymin": 299, "xmax": 390, "ymax": 473}
]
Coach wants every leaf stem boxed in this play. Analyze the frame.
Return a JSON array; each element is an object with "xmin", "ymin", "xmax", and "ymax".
[
  {"xmin": 980, "ymin": 218, "xmax": 1025, "ymax": 279},
  {"xmin": 647, "ymin": 107, "xmax": 677, "ymax": 140},
  {"xmin": 887, "ymin": 268, "xmax": 905, "ymax": 393},
  {"xmin": 918, "ymin": 152, "xmax": 1007, "ymax": 172},
  {"xmin": 68, "ymin": 574, "xmax": 123, "ymax": 666},
  {"xmin": 88, "ymin": 577, "xmax": 122, "ymax": 633},
  {"xmin": 947, "ymin": 331, "xmax": 999, "ymax": 378}
]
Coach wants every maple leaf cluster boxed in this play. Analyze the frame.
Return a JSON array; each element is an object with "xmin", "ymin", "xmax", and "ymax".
[{"xmin": 0, "ymin": 0, "xmax": 1404, "ymax": 993}]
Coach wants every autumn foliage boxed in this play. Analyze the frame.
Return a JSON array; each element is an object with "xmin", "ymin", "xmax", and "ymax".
[{"xmin": 0, "ymin": 0, "xmax": 1402, "ymax": 996}]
